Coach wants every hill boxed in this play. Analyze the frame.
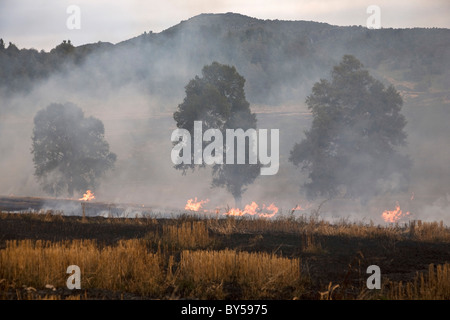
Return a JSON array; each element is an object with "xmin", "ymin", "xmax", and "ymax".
[{"xmin": 1, "ymin": 12, "xmax": 449, "ymax": 105}]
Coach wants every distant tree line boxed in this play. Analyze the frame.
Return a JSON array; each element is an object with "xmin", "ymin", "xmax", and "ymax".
[{"xmin": 1, "ymin": 15, "xmax": 449, "ymax": 103}]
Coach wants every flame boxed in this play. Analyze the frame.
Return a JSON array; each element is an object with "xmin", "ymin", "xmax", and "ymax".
[
  {"xmin": 291, "ymin": 203, "xmax": 311, "ymax": 212},
  {"xmin": 183, "ymin": 198, "xmax": 279, "ymax": 218},
  {"xmin": 79, "ymin": 190, "xmax": 95, "ymax": 201},
  {"xmin": 185, "ymin": 197, "xmax": 209, "ymax": 211},
  {"xmin": 226, "ymin": 202, "xmax": 259, "ymax": 217},
  {"xmin": 259, "ymin": 203, "xmax": 278, "ymax": 218},
  {"xmin": 225, "ymin": 202, "xmax": 278, "ymax": 218},
  {"xmin": 381, "ymin": 202, "xmax": 410, "ymax": 223}
]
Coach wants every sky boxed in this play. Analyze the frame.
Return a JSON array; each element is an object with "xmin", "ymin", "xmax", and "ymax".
[{"xmin": 0, "ymin": 0, "xmax": 449, "ymax": 51}]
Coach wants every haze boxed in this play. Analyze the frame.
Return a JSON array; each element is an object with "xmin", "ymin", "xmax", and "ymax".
[
  {"xmin": 1, "ymin": 0, "xmax": 449, "ymax": 51},
  {"xmin": 0, "ymin": 3, "xmax": 449, "ymax": 224}
]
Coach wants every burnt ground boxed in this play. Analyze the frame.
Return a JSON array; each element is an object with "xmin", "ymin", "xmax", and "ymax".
[{"xmin": 1, "ymin": 212, "xmax": 450, "ymax": 300}]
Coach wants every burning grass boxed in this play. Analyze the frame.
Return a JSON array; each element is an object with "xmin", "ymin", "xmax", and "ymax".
[
  {"xmin": 206, "ymin": 213, "xmax": 450, "ymax": 243},
  {"xmin": 0, "ymin": 211, "xmax": 449, "ymax": 300}
]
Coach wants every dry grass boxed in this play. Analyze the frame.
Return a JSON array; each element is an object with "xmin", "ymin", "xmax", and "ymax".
[
  {"xmin": 301, "ymin": 232, "xmax": 326, "ymax": 254},
  {"xmin": 0, "ymin": 238, "xmax": 304, "ymax": 299},
  {"xmin": 381, "ymin": 263, "xmax": 450, "ymax": 300},
  {"xmin": 408, "ymin": 220, "xmax": 449, "ymax": 242},
  {"xmin": 146, "ymin": 220, "xmax": 212, "ymax": 250},
  {"xmin": 1, "ymin": 210, "xmax": 449, "ymax": 300},
  {"xmin": 0, "ymin": 239, "xmax": 164, "ymax": 296},
  {"xmin": 207, "ymin": 215, "xmax": 450, "ymax": 243},
  {"xmin": 2, "ymin": 210, "xmax": 449, "ymax": 242},
  {"xmin": 176, "ymin": 249, "xmax": 302, "ymax": 299}
]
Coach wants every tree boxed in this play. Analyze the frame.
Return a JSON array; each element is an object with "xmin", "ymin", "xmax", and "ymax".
[
  {"xmin": 173, "ymin": 62, "xmax": 260, "ymax": 207},
  {"xmin": 6, "ymin": 42, "xmax": 19, "ymax": 55},
  {"xmin": 32, "ymin": 103, "xmax": 116, "ymax": 196},
  {"xmin": 289, "ymin": 55, "xmax": 410, "ymax": 201}
]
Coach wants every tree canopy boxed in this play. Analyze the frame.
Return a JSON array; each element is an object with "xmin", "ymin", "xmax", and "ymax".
[
  {"xmin": 1, "ymin": 15, "xmax": 449, "ymax": 104},
  {"xmin": 290, "ymin": 55, "xmax": 411, "ymax": 201},
  {"xmin": 173, "ymin": 62, "xmax": 260, "ymax": 207},
  {"xmin": 31, "ymin": 103, "xmax": 116, "ymax": 196}
]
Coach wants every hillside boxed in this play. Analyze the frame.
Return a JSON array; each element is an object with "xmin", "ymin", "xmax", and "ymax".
[{"xmin": 1, "ymin": 12, "xmax": 449, "ymax": 105}]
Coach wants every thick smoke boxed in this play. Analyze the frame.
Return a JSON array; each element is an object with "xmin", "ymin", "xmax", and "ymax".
[{"xmin": 1, "ymin": 13, "xmax": 449, "ymax": 224}]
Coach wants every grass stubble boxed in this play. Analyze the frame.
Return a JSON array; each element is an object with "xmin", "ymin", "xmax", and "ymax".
[{"xmin": 0, "ymin": 210, "xmax": 449, "ymax": 300}]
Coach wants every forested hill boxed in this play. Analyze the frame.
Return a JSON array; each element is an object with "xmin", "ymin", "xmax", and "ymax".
[{"xmin": 1, "ymin": 12, "xmax": 449, "ymax": 105}]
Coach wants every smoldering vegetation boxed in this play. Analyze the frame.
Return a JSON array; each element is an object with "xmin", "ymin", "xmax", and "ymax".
[
  {"xmin": 1, "ymin": 212, "xmax": 450, "ymax": 300},
  {"xmin": 1, "ymin": 13, "xmax": 450, "ymax": 223}
]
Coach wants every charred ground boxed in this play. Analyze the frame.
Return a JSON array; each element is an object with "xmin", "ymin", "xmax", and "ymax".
[{"xmin": 1, "ymin": 209, "xmax": 449, "ymax": 300}]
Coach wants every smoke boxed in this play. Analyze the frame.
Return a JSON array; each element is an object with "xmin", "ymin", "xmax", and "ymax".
[
  {"xmin": 415, "ymin": 194, "xmax": 450, "ymax": 223},
  {"xmin": 1, "ymin": 13, "xmax": 449, "ymax": 224}
]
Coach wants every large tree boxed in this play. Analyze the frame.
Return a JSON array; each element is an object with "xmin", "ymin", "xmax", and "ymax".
[
  {"xmin": 32, "ymin": 102, "xmax": 116, "ymax": 196},
  {"xmin": 173, "ymin": 62, "xmax": 260, "ymax": 208},
  {"xmin": 290, "ymin": 55, "xmax": 410, "ymax": 201}
]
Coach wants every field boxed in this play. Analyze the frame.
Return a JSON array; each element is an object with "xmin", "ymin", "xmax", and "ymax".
[{"xmin": 1, "ymin": 207, "xmax": 450, "ymax": 301}]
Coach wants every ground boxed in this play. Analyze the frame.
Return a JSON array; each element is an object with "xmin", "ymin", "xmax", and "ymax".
[{"xmin": 1, "ymin": 209, "xmax": 449, "ymax": 300}]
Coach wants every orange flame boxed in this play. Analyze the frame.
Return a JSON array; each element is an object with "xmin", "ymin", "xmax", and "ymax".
[
  {"xmin": 185, "ymin": 197, "xmax": 209, "ymax": 211},
  {"xmin": 79, "ymin": 190, "xmax": 95, "ymax": 201},
  {"xmin": 259, "ymin": 203, "xmax": 278, "ymax": 218},
  {"xmin": 183, "ymin": 198, "xmax": 280, "ymax": 218},
  {"xmin": 381, "ymin": 202, "xmax": 410, "ymax": 223},
  {"xmin": 291, "ymin": 203, "xmax": 311, "ymax": 212},
  {"xmin": 226, "ymin": 202, "xmax": 259, "ymax": 217},
  {"xmin": 225, "ymin": 202, "xmax": 278, "ymax": 218}
]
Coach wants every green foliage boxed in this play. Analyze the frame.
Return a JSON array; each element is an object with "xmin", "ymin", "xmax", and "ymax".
[
  {"xmin": 1, "ymin": 14, "xmax": 449, "ymax": 105},
  {"xmin": 173, "ymin": 62, "xmax": 260, "ymax": 206},
  {"xmin": 290, "ymin": 55, "xmax": 411, "ymax": 201},
  {"xmin": 50, "ymin": 40, "xmax": 75, "ymax": 56},
  {"xmin": 31, "ymin": 103, "xmax": 116, "ymax": 196}
]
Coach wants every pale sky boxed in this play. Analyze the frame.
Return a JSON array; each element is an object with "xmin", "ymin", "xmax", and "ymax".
[{"xmin": 1, "ymin": 0, "xmax": 449, "ymax": 51}]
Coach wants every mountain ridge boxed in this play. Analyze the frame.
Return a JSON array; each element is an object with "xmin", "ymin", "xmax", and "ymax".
[{"xmin": 1, "ymin": 12, "xmax": 449, "ymax": 106}]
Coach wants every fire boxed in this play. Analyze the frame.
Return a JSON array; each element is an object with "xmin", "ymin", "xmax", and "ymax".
[
  {"xmin": 79, "ymin": 190, "xmax": 95, "ymax": 201},
  {"xmin": 226, "ymin": 202, "xmax": 259, "ymax": 217},
  {"xmin": 185, "ymin": 197, "xmax": 209, "ymax": 211},
  {"xmin": 381, "ymin": 202, "xmax": 410, "ymax": 223},
  {"xmin": 291, "ymin": 203, "xmax": 311, "ymax": 212},
  {"xmin": 259, "ymin": 203, "xmax": 278, "ymax": 218},
  {"xmin": 225, "ymin": 202, "xmax": 278, "ymax": 218},
  {"xmin": 183, "ymin": 198, "xmax": 279, "ymax": 218}
]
